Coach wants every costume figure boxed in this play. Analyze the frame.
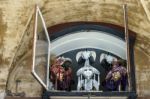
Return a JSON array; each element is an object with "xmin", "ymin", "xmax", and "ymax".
[
  {"xmin": 76, "ymin": 50, "xmax": 100, "ymax": 91},
  {"xmin": 62, "ymin": 60, "xmax": 73, "ymax": 91},
  {"xmin": 105, "ymin": 59, "xmax": 127, "ymax": 91},
  {"xmin": 50, "ymin": 57, "xmax": 65, "ymax": 90},
  {"xmin": 100, "ymin": 53, "xmax": 117, "ymax": 72},
  {"xmin": 50, "ymin": 57, "xmax": 73, "ymax": 91}
]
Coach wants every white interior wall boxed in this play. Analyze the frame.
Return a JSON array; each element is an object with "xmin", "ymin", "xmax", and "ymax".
[{"xmin": 51, "ymin": 31, "xmax": 126, "ymax": 59}]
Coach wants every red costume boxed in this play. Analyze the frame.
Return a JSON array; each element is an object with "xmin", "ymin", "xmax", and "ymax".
[
  {"xmin": 50, "ymin": 57, "xmax": 65, "ymax": 89},
  {"xmin": 50, "ymin": 57, "xmax": 73, "ymax": 91}
]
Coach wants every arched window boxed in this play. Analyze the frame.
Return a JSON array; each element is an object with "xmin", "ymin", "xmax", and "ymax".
[{"xmin": 32, "ymin": 6, "xmax": 137, "ymax": 99}]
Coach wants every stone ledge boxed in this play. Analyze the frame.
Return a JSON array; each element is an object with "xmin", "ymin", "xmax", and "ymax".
[
  {"xmin": 138, "ymin": 96, "xmax": 150, "ymax": 99},
  {"xmin": 5, "ymin": 96, "xmax": 41, "ymax": 99},
  {"xmin": 5, "ymin": 96, "xmax": 150, "ymax": 99}
]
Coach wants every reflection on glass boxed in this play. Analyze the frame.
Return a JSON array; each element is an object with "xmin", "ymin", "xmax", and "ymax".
[{"xmin": 32, "ymin": 6, "xmax": 50, "ymax": 90}]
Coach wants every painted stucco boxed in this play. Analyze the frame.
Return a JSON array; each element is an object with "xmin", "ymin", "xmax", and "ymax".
[{"xmin": 0, "ymin": 0, "xmax": 150, "ymax": 98}]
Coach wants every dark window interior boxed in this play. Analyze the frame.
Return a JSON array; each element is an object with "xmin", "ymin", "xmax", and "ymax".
[{"xmin": 42, "ymin": 22, "xmax": 137, "ymax": 99}]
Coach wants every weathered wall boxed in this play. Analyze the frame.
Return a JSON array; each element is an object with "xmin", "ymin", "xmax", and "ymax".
[
  {"xmin": 135, "ymin": 35, "xmax": 150, "ymax": 96},
  {"xmin": 0, "ymin": 0, "xmax": 150, "ymax": 98},
  {"xmin": 6, "ymin": 13, "xmax": 44, "ymax": 97},
  {"xmin": 0, "ymin": 0, "xmax": 44, "ymax": 96}
]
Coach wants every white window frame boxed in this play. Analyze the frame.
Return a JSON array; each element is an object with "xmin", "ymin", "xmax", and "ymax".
[{"xmin": 32, "ymin": 5, "xmax": 50, "ymax": 90}]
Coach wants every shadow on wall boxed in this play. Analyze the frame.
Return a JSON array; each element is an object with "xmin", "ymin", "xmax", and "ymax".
[{"xmin": 6, "ymin": 13, "xmax": 43, "ymax": 97}]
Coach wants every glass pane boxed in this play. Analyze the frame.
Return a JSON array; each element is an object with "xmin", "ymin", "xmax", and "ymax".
[{"xmin": 32, "ymin": 6, "xmax": 50, "ymax": 90}]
